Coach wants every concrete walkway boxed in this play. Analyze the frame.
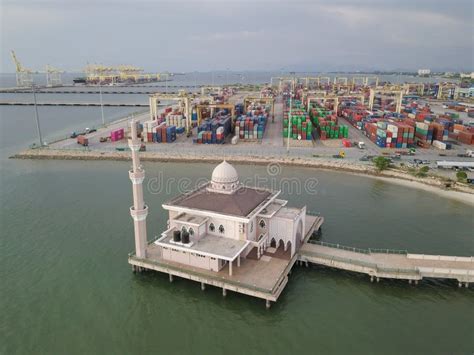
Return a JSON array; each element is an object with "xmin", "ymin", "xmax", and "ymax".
[{"xmin": 299, "ymin": 241, "xmax": 474, "ymax": 286}]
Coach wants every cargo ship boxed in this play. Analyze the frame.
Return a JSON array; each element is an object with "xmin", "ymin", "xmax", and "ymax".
[{"xmin": 73, "ymin": 77, "xmax": 87, "ymax": 84}]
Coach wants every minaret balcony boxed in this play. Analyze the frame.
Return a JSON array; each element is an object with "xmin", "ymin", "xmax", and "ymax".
[
  {"xmin": 129, "ymin": 169, "xmax": 145, "ymax": 184},
  {"xmin": 130, "ymin": 205, "xmax": 148, "ymax": 221},
  {"xmin": 128, "ymin": 139, "xmax": 141, "ymax": 151}
]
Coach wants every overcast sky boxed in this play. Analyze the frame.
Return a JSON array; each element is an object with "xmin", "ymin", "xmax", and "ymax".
[{"xmin": 1, "ymin": 0, "xmax": 472, "ymax": 72}]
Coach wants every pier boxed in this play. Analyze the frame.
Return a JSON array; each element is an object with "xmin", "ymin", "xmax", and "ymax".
[{"xmin": 299, "ymin": 241, "xmax": 474, "ymax": 286}]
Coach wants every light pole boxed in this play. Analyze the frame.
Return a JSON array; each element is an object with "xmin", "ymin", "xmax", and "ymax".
[
  {"xmin": 32, "ymin": 84, "xmax": 44, "ymax": 146},
  {"xmin": 287, "ymin": 90, "xmax": 292, "ymax": 153},
  {"xmin": 99, "ymin": 82, "xmax": 105, "ymax": 126}
]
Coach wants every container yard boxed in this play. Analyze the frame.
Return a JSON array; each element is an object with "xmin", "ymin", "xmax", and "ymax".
[{"xmin": 10, "ymin": 75, "xmax": 474, "ymax": 186}]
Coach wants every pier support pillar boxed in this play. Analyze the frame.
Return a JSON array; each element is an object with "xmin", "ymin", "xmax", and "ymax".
[
  {"xmin": 229, "ymin": 260, "xmax": 233, "ymax": 276},
  {"xmin": 415, "ymin": 280, "xmax": 419, "ymax": 286},
  {"xmin": 305, "ymin": 261, "xmax": 309, "ymax": 268},
  {"xmin": 266, "ymin": 300, "xmax": 271, "ymax": 309},
  {"xmin": 376, "ymin": 277, "xmax": 380, "ymax": 283},
  {"xmin": 222, "ymin": 288, "xmax": 227, "ymax": 297},
  {"xmin": 409, "ymin": 280, "xmax": 412, "ymax": 285},
  {"xmin": 458, "ymin": 282, "xmax": 462, "ymax": 288},
  {"xmin": 370, "ymin": 276, "xmax": 374, "ymax": 283},
  {"xmin": 169, "ymin": 274, "xmax": 173, "ymax": 283},
  {"xmin": 465, "ymin": 283, "xmax": 469, "ymax": 288},
  {"xmin": 201, "ymin": 282, "xmax": 206, "ymax": 291}
]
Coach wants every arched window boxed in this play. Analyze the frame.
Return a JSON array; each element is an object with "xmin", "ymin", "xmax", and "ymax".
[
  {"xmin": 218, "ymin": 225, "xmax": 225, "ymax": 234},
  {"xmin": 209, "ymin": 223, "xmax": 215, "ymax": 232},
  {"xmin": 189, "ymin": 227, "xmax": 194, "ymax": 236},
  {"xmin": 258, "ymin": 234, "xmax": 264, "ymax": 241},
  {"xmin": 259, "ymin": 219, "xmax": 266, "ymax": 229}
]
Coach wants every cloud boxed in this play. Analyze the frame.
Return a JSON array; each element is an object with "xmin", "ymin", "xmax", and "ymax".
[
  {"xmin": 188, "ymin": 30, "xmax": 265, "ymax": 42},
  {"xmin": 0, "ymin": 0, "xmax": 472, "ymax": 72}
]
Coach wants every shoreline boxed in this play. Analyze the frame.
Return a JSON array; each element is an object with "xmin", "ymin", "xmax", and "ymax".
[{"xmin": 11, "ymin": 148, "xmax": 474, "ymax": 205}]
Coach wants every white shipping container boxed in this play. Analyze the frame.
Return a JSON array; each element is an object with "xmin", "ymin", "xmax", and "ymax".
[
  {"xmin": 432, "ymin": 140, "xmax": 447, "ymax": 150},
  {"xmin": 416, "ymin": 122, "xmax": 429, "ymax": 130},
  {"xmin": 387, "ymin": 124, "xmax": 398, "ymax": 133}
]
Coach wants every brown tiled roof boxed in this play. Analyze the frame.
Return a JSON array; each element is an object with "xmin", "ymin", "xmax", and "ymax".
[{"xmin": 169, "ymin": 186, "xmax": 272, "ymax": 217}]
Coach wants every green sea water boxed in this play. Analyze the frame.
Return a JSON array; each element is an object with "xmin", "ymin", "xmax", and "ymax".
[{"xmin": 1, "ymin": 104, "xmax": 473, "ymax": 354}]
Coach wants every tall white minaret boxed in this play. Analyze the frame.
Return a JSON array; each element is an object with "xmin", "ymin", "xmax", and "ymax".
[{"xmin": 128, "ymin": 119, "xmax": 148, "ymax": 258}]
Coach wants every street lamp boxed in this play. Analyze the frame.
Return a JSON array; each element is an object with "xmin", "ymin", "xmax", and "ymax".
[
  {"xmin": 32, "ymin": 83, "xmax": 44, "ymax": 146},
  {"xmin": 99, "ymin": 82, "xmax": 105, "ymax": 126},
  {"xmin": 287, "ymin": 90, "xmax": 293, "ymax": 153}
]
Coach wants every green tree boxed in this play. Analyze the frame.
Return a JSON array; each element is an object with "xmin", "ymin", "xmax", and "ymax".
[
  {"xmin": 416, "ymin": 166, "xmax": 429, "ymax": 177},
  {"xmin": 456, "ymin": 171, "xmax": 467, "ymax": 182},
  {"xmin": 373, "ymin": 156, "xmax": 390, "ymax": 171}
]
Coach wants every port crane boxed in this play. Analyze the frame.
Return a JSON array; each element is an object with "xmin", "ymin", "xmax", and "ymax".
[
  {"xmin": 195, "ymin": 103, "xmax": 236, "ymax": 127},
  {"xmin": 45, "ymin": 65, "xmax": 63, "ymax": 87},
  {"xmin": 368, "ymin": 88, "xmax": 403, "ymax": 113},
  {"xmin": 10, "ymin": 50, "xmax": 33, "ymax": 87},
  {"xmin": 149, "ymin": 92, "xmax": 215, "ymax": 135},
  {"xmin": 307, "ymin": 94, "xmax": 365, "ymax": 115}
]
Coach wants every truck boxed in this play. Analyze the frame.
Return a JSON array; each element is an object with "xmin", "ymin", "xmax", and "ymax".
[
  {"xmin": 357, "ymin": 142, "xmax": 365, "ymax": 149},
  {"xmin": 457, "ymin": 150, "xmax": 474, "ymax": 158},
  {"xmin": 77, "ymin": 135, "xmax": 89, "ymax": 146},
  {"xmin": 436, "ymin": 161, "xmax": 474, "ymax": 170}
]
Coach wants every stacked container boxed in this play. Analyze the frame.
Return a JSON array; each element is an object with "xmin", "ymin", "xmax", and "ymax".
[
  {"xmin": 143, "ymin": 120, "xmax": 158, "ymax": 143},
  {"xmin": 283, "ymin": 109, "xmax": 313, "ymax": 141},
  {"xmin": 194, "ymin": 114, "xmax": 231, "ymax": 144}
]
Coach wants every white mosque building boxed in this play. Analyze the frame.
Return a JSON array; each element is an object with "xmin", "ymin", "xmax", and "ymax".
[{"xmin": 152, "ymin": 160, "xmax": 307, "ymax": 275}]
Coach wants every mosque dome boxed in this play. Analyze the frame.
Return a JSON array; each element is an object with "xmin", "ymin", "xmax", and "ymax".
[{"xmin": 208, "ymin": 161, "xmax": 239, "ymax": 194}]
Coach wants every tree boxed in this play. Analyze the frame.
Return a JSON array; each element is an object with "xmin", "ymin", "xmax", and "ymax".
[
  {"xmin": 373, "ymin": 156, "xmax": 390, "ymax": 171},
  {"xmin": 416, "ymin": 166, "xmax": 429, "ymax": 177},
  {"xmin": 456, "ymin": 171, "xmax": 467, "ymax": 182},
  {"xmin": 419, "ymin": 166, "xmax": 430, "ymax": 173}
]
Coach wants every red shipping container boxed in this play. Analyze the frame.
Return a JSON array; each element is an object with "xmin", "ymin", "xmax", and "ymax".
[{"xmin": 458, "ymin": 131, "xmax": 473, "ymax": 145}]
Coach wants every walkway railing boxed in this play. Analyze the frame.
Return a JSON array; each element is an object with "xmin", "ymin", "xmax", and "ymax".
[
  {"xmin": 300, "ymin": 249, "xmax": 420, "ymax": 276},
  {"xmin": 307, "ymin": 240, "xmax": 408, "ymax": 255}
]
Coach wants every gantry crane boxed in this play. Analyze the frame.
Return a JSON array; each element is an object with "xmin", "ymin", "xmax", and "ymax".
[
  {"xmin": 368, "ymin": 88, "xmax": 403, "ymax": 113},
  {"xmin": 45, "ymin": 65, "xmax": 63, "ymax": 87},
  {"xmin": 195, "ymin": 103, "xmax": 236, "ymax": 127},
  {"xmin": 436, "ymin": 83, "xmax": 458, "ymax": 100},
  {"xmin": 307, "ymin": 94, "xmax": 365, "ymax": 115},
  {"xmin": 403, "ymin": 83, "xmax": 425, "ymax": 96},
  {"xmin": 149, "ymin": 92, "xmax": 215, "ymax": 134},
  {"xmin": 10, "ymin": 50, "xmax": 33, "ymax": 87}
]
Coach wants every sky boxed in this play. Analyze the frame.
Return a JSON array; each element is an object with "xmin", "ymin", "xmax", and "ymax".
[{"xmin": 1, "ymin": 0, "xmax": 473, "ymax": 73}]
